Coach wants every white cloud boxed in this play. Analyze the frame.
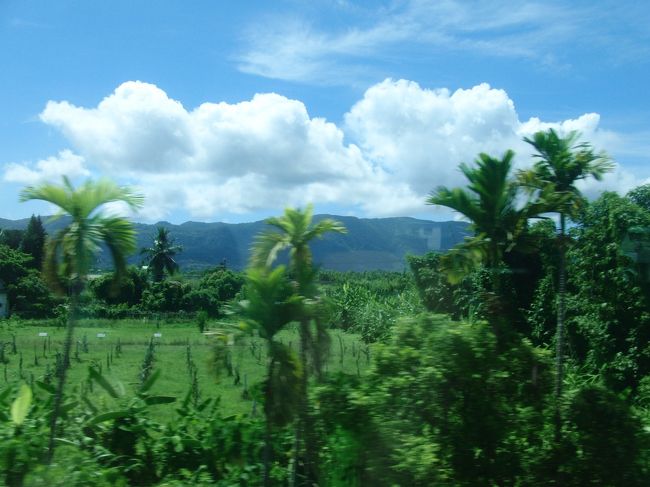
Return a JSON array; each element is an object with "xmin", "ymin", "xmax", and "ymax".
[
  {"xmin": 28, "ymin": 81, "xmax": 403, "ymax": 219},
  {"xmin": 3, "ymin": 149, "xmax": 89, "ymax": 184},
  {"xmin": 345, "ymin": 80, "xmax": 523, "ymax": 195},
  {"xmin": 237, "ymin": 0, "xmax": 650, "ymax": 85},
  {"xmin": 40, "ymin": 82, "xmax": 195, "ymax": 173},
  {"xmin": 4, "ymin": 79, "xmax": 641, "ymax": 221},
  {"xmin": 345, "ymin": 78, "xmax": 643, "ymax": 212}
]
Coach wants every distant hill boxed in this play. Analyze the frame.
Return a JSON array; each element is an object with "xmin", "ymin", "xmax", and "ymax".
[{"xmin": 0, "ymin": 215, "xmax": 470, "ymax": 272}]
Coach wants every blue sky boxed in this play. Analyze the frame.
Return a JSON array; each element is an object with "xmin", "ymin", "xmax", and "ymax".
[{"xmin": 1, "ymin": 0, "xmax": 649, "ymax": 223}]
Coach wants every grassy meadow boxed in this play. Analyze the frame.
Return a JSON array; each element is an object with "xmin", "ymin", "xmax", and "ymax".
[{"xmin": 0, "ymin": 317, "xmax": 372, "ymax": 419}]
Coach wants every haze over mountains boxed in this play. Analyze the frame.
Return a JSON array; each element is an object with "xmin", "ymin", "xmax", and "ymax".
[{"xmin": 0, "ymin": 215, "xmax": 470, "ymax": 272}]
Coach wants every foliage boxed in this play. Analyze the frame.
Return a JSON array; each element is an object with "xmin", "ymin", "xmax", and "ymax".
[
  {"xmin": 251, "ymin": 205, "xmax": 346, "ymax": 486},
  {"xmin": 321, "ymin": 270, "xmax": 422, "ymax": 343},
  {"xmin": 316, "ymin": 314, "xmax": 553, "ymax": 486},
  {"xmin": 198, "ymin": 266, "xmax": 244, "ymax": 303},
  {"xmin": 407, "ymin": 252, "xmax": 455, "ymax": 314},
  {"xmin": 520, "ymin": 129, "xmax": 613, "ymax": 422},
  {"xmin": 559, "ymin": 385, "xmax": 648, "ymax": 486},
  {"xmin": 520, "ymin": 129, "xmax": 613, "ymax": 219},
  {"xmin": 567, "ymin": 192, "xmax": 650, "ymax": 390},
  {"xmin": 141, "ymin": 227, "xmax": 182, "ymax": 282},
  {"xmin": 0, "ymin": 243, "xmax": 31, "ymax": 285},
  {"xmin": 428, "ymin": 150, "xmax": 550, "ymax": 282},
  {"xmin": 90, "ymin": 266, "xmax": 149, "ymax": 307},
  {"xmin": 0, "ymin": 229, "xmax": 25, "ymax": 250},
  {"xmin": 142, "ymin": 280, "xmax": 191, "ymax": 313},
  {"xmin": 8, "ymin": 272, "xmax": 59, "ymax": 318},
  {"xmin": 20, "ymin": 214, "xmax": 47, "ymax": 271},
  {"xmin": 20, "ymin": 176, "xmax": 143, "ymax": 460},
  {"xmin": 627, "ymin": 183, "xmax": 650, "ymax": 212},
  {"xmin": 0, "ymin": 244, "xmax": 57, "ymax": 318}
]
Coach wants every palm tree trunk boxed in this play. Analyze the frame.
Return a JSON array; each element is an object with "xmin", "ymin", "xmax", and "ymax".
[
  {"xmin": 263, "ymin": 350, "xmax": 275, "ymax": 487},
  {"xmin": 554, "ymin": 213, "xmax": 567, "ymax": 441},
  {"xmin": 47, "ymin": 281, "xmax": 81, "ymax": 462},
  {"xmin": 292, "ymin": 318, "xmax": 319, "ymax": 487},
  {"xmin": 264, "ymin": 420, "xmax": 273, "ymax": 487}
]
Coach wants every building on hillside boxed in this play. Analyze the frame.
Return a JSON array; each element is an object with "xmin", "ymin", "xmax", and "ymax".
[{"xmin": 0, "ymin": 279, "xmax": 7, "ymax": 318}]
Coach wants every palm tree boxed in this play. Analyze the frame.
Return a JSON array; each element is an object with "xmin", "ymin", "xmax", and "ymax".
[
  {"xmin": 428, "ymin": 151, "xmax": 550, "ymax": 284},
  {"xmin": 141, "ymin": 226, "xmax": 182, "ymax": 281},
  {"xmin": 237, "ymin": 265, "xmax": 302, "ymax": 487},
  {"xmin": 20, "ymin": 176, "xmax": 143, "ymax": 460},
  {"xmin": 251, "ymin": 204, "xmax": 346, "ymax": 487},
  {"xmin": 520, "ymin": 129, "xmax": 613, "ymax": 437}
]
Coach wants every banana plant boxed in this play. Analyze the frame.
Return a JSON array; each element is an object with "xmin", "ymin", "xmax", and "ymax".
[{"xmin": 78, "ymin": 367, "xmax": 175, "ymax": 485}]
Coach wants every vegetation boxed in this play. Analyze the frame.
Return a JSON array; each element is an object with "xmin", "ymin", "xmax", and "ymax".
[
  {"xmin": 141, "ymin": 227, "xmax": 183, "ymax": 282},
  {"xmin": 0, "ymin": 129, "xmax": 648, "ymax": 485},
  {"xmin": 19, "ymin": 177, "xmax": 144, "ymax": 460},
  {"xmin": 519, "ymin": 129, "xmax": 613, "ymax": 439},
  {"xmin": 251, "ymin": 205, "xmax": 346, "ymax": 486}
]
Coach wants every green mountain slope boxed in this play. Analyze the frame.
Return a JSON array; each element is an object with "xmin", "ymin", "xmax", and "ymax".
[{"xmin": 1, "ymin": 215, "xmax": 469, "ymax": 272}]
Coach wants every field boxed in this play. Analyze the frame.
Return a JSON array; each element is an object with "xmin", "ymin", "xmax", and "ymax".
[{"xmin": 0, "ymin": 317, "xmax": 372, "ymax": 419}]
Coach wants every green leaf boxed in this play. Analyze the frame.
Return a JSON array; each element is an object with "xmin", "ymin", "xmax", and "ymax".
[
  {"xmin": 143, "ymin": 395, "xmax": 176, "ymax": 406},
  {"xmin": 88, "ymin": 410, "xmax": 130, "ymax": 425},
  {"xmin": 55, "ymin": 438, "xmax": 80, "ymax": 447},
  {"xmin": 60, "ymin": 401, "xmax": 79, "ymax": 417},
  {"xmin": 197, "ymin": 398, "xmax": 212, "ymax": 412},
  {"xmin": 138, "ymin": 368, "xmax": 160, "ymax": 394},
  {"xmin": 0, "ymin": 386, "xmax": 12, "ymax": 404},
  {"xmin": 81, "ymin": 395, "xmax": 98, "ymax": 414},
  {"xmin": 35, "ymin": 380, "xmax": 57, "ymax": 395},
  {"xmin": 11, "ymin": 384, "xmax": 32, "ymax": 426},
  {"xmin": 88, "ymin": 366, "xmax": 120, "ymax": 399}
]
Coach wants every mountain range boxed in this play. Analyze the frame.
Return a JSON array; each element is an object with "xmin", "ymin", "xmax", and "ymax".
[{"xmin": 0, "ymin": 215, "xmax": 470, "ymax": 272}]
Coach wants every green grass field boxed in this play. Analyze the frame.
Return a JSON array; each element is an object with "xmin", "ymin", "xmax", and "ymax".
[{"xmin": 0, "ymin": 318, "xmax": 372, "ymax": 419}]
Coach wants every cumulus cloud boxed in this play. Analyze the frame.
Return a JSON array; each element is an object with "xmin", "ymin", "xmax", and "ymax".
[
  {"xmin": 345, "ymin": 80, "xmax": 524, "ymax": 195},
  {"xmin": 40, "ymin": 82, "xmax": 195, "ymax": 173},
  {"xmin": 3, "ymin": 149, "xmax": 89, "ymax": 184},
  {"xmin": 344, "ymin": 79, "xmax": 630, "ymax": 202},
  {"xmin": 3, "ymin": 79, "xmax": 638, "ymax": 221},
  {"xmin": 29, "ymin": 81, "xmax": 403, "ymax": 219}
]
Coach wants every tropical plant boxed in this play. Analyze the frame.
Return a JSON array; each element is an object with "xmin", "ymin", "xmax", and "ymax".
[
  {"xmin": 519, "ymin": 129, "xmax": 613, "ymax": 437},
  {"xmin": 251, "ymin": 204, "xmax": 346, "ymax": 487},
  {"xmin": 19, "ymin": 176, "xmax": 143, "ymax": 460},
  {"xmin": 567, "ymin": 192, "xmax": 650, "ymax": 391},
  {"xmin": 427, "ymin": 151, "xmax": 550, "ymax": 284},
  {"xmin": 237, "ymin": 265, "xmax": 302, "ymax": 486},
  {"xmin": 320, "ymin": 313, "xmax": 552, "ymax": 486},
  {"xmin": 141, "ymin": 226, "xmax": 182, "ymax": 282}
]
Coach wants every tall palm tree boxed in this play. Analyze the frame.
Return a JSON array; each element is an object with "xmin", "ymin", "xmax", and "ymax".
[
  {"xmin": 428, "ymin": 151, "xmax": 550, "ymax": 285},
  {"xmin": 237, "ymin": 265, "xmax": 302, "ymax": 487},
  {"xmin": 20, "ymin": 176, "xmax": 143, "ymax": 460},
  {"xmin": 141, "ymin": 226, "xmax": 182, "ymax": 282},
  {"xmin": 520, "ymin": 129, "xmax": 613, "ymax": 437},
  {"xmin": 251, "ymin": 204, "xmax": 346, "ymax": 487}
]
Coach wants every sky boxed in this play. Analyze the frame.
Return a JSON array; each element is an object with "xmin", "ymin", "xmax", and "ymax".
[{"xmin": 1, "ymin": 0, "xmax": 649, "ymax": 224}]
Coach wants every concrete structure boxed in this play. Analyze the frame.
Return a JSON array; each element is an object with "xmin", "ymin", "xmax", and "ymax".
[{"xmin": 0, "ymin": 279, "xmax": 7, "ymax": 318}]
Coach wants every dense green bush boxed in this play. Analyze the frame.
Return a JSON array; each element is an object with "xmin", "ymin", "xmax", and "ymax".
[
  {"xmin": 567, "ymin": 192, "xmax": 650, "ymax": 390},
  {"xmin": 90, "ymin": 266, "xmax": 149, "ymax": 307},
  {"xmin": 0, "ymin": 244, "xmax": 57, "ymax": 318},
  {"xmin": 316, "ymin": 313, "xmax": 554, "ymax": 486},
  {"xmin": 559, "ymin": 384, "xmax": 648, "ymax": 486},
  {"xmin": 324, "ymin": 274, "xmax": 422, "ymax": 343}
]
